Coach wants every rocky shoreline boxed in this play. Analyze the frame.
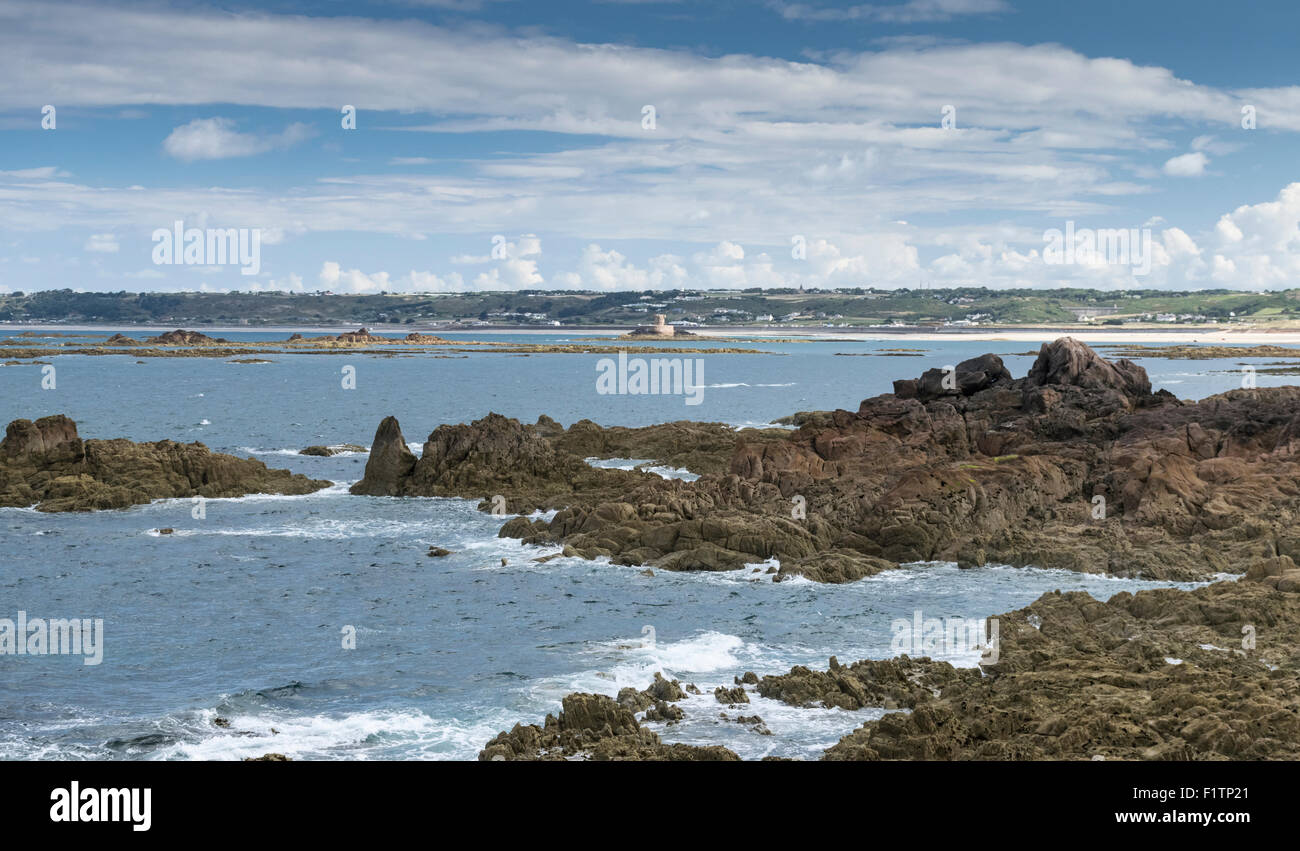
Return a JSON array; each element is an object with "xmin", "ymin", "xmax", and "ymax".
[
  {"xmin": 353, "ymin": 337, "xmax": 1300, "ymax": 585},
  {"xmin": 370, "ymin": 336, "xmax": 1297, "ymax": 760},
  {"xmin": 9, "ymin": 336, "xmax": 1300, "ymax": 759},
  {"xmin": 479, "ymin": 574, "xmax": 1300, "ymax": 760}
]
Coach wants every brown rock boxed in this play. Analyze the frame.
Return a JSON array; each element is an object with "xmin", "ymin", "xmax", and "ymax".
[{"xmin": 349, "ymin": 416, "xmax": 417, "ymax": 496}]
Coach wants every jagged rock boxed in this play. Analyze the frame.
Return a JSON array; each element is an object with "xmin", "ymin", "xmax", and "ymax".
[
  {"xmin": 478, "ymin": 693, "xmax": 738, "ymax": 761},
  {"xmin": 820, "ymin": 580, "xmax": 1300, "ymax": 760},
  {"xmin": 645, "ymin": 672, "xmax": 686, "ymax": 701},
  {"xmin": 534, "ymin": 414, "xmax": 565, "ymax": 437},
  {"xmin": 353, "ymin": 338, "xmax": 1300, "ymax": 585},
  {"xmin": 644, "ymin": 701, "xmax": 684, "ymax": 723},
  {"xmin": 0, "ymin": 415, "xmax": 331, "ymax": 512},
  {"xmin": 349, "ymin": 416, "xmax": 417, "ymax": 496},
  {"xmin": 1025, "ymin": 336, "xmax": 1150, "ymax": 398},
  {"xmin": 759, "ymin": 657, "xmax": 974, "ymax": 711},
  {"xmin": 616, "ymin": 687, "xmax": 654, "ymax": 713},
  {"xmin": 714, "ymin": 686, "xmax": 749, "ymax": 705},
  {"xmin": 336, "ymin": 327, "xmax": 381, "ymax": 343},
  {"xmin": 145, "ymin": 329, "xmax": 226, "ymax": 345}
]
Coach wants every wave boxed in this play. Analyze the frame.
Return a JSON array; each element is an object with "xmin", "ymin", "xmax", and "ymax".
[
  {"xmin": 584, "ymin": 457, "xmax": 699, "ymax": 481},
  {"xmin": 238, "ymin": 447, "xmax": 367, "ymax": 457},
  {"xmin": 704, "ymin": 382, "xmax": 796, "ymax": 388},
  {"xmin": 154, "ymin": 705, "xmax": 516, "ymax": 761},
  {"xmin": 530, "ymin": 630, "xmax": 754, "ymax": 700}
]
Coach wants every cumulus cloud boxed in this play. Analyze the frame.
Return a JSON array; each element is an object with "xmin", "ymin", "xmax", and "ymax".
[
  {"xmin": 1163, "ymin": 151, "xmax": 1209, "ymax": 177},
  {"xmin": 319, "ymin": 261, "xmax": 391, "ymax": 293}
]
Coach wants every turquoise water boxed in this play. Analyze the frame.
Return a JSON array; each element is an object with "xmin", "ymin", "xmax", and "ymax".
[{"xmin": 0, "ymin": 330, "xmax": 1260, "ymax": 759}]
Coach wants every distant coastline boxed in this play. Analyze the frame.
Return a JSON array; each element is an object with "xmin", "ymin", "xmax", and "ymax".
[{"xmin": 7, "ymin": 321, "xmax": 1300, "ymax": 345}]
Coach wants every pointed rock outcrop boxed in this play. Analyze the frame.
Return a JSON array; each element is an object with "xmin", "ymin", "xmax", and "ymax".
[{"xmin": 349, "ymin": 416, "xmax": 417, "ymax": 496}]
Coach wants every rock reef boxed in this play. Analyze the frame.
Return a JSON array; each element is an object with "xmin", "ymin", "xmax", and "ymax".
[
  {"xmin": 480, "ymin": 677, "xmax": 739, "ymax": 761},
  {"xmin": 427, "ymin": 337, "xmax": 1300, "ymax": 760},
  {"xmin": 0, "ymin": 415, "xmax": 331, "ymax": 511},
  {"xmin": 810, "ymin": 579, "xmax": 1300, "ymax": 760},
  {"xmin": 356, "ymin": 337, "xmax": 1300, "ymax": 584}
]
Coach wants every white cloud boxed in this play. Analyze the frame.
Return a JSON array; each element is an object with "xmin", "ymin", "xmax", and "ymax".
[
  {"xmin": 775, "ymin": 0, "xmax": 1011, "ymax": 23},
  {"xmin": 163, "ymin": 118, "xmax": 315, "ymax": 161},
  {"xmin": 319, "ymin": 261, "xmax": 391, "ymax": 293},
  {"xmin": 0, "ymin": 166, "xmax": 71, "ymax": 179},
  {"xmin": 1163, "ymin": 151, "xmax": 1209, "ymax": 177},
  {"xmin": 4, "ymin": 1, "xmax": 1300, "ymax": 292},
  {"xmin": 83, "ymin": 233, "xmax": 119, "ymax": 253}
]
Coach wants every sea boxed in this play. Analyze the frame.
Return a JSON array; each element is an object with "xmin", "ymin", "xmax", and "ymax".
[{"xmin": 0, "ymin": 329, "xmax": 1269, "ymax": 760}]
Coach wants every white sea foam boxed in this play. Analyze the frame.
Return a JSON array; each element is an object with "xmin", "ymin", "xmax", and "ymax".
[
  {"xmin": 238, "ymin": 446, "xmax": 367, "ymax": 457},
  {"xmin": 583, "ymin": 457, "xmax": 699, "ymax": 481},
  {"xmin": 643, "ymin": 691, "xmax": 888, "ymax": 761},
  {"xmin": 537, "ymin": 631, "xmax": 754, "ymax": 699},
  {"xmin": 153, "ymin": 706, "xmax": 508, "ymax": 761}
]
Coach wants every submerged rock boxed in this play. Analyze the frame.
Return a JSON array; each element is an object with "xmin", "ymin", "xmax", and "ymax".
[{"xmin": 299, "ymin": 444, "xmax": 367, "ymax": 457}]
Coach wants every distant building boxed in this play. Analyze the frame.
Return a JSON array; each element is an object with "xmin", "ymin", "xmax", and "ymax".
[
  {"xmin": 634, "ymin": 313, "xmax": 676, "ymax": 336},
  {"xmin": 1067, "ymin": 305, "xmax": 1119, "ymax": 320}
]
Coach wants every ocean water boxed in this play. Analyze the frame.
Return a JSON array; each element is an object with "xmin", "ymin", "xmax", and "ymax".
[{"xmin": 0, "ymin": 330, "xmax": 1266, "ymax": 760}]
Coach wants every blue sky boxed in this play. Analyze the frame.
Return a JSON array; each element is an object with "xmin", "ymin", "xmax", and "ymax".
[{"xmin": 2, "ymin": 0, "xmax": 1299, "ymax": 293}]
